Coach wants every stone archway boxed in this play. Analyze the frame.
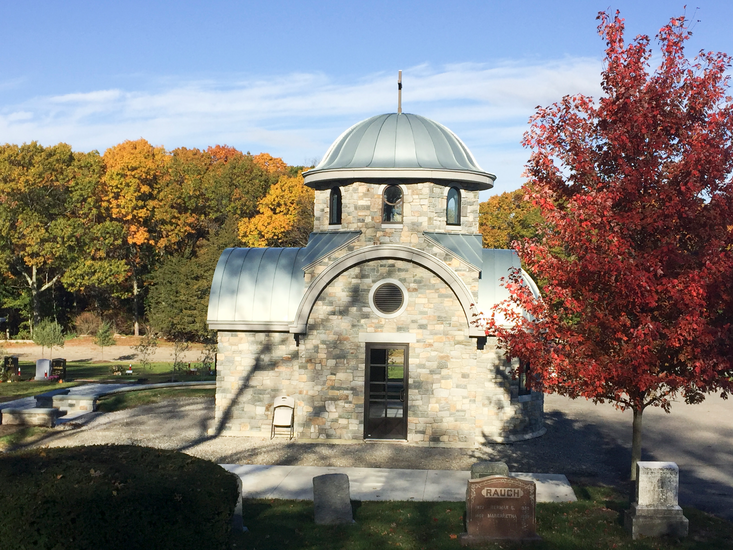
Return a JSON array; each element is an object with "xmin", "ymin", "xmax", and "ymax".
[{"xmin": 289, "ymin": 244, "xmax": 483, "ymax": 337}]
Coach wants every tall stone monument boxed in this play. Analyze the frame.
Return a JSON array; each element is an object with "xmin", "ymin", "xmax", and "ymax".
[{"xmin": 625, "ymin": 461, "xmax": 689, "ymax": 539}]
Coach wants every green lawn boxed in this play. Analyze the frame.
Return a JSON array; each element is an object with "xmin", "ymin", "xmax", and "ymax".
[
  {"xmin": 234, "ymin": 487, "xmax": 733, "ymax": 549},
  {"xmin": 96, "ymin": 387, "xmax": 215, "ymax": 412},
  {"xmin": 0, "ymin": 360, "xmax": 215, "ymax": 403}
]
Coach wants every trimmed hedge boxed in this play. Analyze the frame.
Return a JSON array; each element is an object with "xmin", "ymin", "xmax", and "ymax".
[{"xmin": 0, "ymin": 445, "xmax": 238, "ymax": 550}]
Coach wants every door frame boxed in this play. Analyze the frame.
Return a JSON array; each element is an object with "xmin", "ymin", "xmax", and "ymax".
[{"xmin": 364, "ymin": 343, "xmax": 409, "ymax": 440}]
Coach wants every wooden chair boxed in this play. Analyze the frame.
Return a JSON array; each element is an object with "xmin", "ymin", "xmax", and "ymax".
[{"xmin": 271, "ymin": 395, "xmax": 295, "ymax": 440}]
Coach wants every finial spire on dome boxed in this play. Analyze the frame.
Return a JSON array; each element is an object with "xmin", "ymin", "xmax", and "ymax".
[{"xmin": 398, "ymin": 70, "xmax": 402, "ymax": 114}]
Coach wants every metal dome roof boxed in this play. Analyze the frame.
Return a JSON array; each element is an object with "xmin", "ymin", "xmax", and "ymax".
[{"xmin": 303, "ymin": 113, "xmax": 495, "ymax": 189}]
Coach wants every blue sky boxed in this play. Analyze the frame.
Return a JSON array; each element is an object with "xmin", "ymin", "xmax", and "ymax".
[{"xmin": 2, "ymin": 1, "xmax": 731, "ymax": 197}]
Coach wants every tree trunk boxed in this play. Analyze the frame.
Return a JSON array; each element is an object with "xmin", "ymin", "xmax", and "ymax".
[
  {"xmin": 23, "ymin": 265, "xmax": 60, "ymax": 337},
  {"xmin": 133, "ymin": 274, "xmax": 140, "ymax": 337},
  {"xmin": 29, "ymin": 266, "xmax": 39, "ymax": 335},
  {"xmin": 630, "ymin": 406, "xmax": 644, "ymax": 481}
]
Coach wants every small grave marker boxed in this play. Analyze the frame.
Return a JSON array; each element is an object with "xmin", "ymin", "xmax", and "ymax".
[
  {"xmin": 460, "ymin": 476, "xmax": 540, "ymax": 545},
  {"xmin": 313, "ymin": 473, "xmax": 354, "ymax": 525},
  {"xmin": 471, "ymin": 461, "xmax": 510, "ymax": 479},
  {"xmin": 625, "ymin": 461, "xmax": 688, "ymax": 539}
]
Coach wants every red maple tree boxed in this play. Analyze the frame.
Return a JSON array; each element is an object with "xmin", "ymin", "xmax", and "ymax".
[{"xmin": 491, "ymin": 11, "xmax": 733, "ymax": 480}]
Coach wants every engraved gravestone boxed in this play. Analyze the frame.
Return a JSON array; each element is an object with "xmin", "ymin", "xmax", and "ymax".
[
  {"xmin": 460, "ymin": 476, "xmax": 540, "ymax": 546},
  {"xmin": 624, "ymin": 461, "xmax": 688, "ymax": 539}
]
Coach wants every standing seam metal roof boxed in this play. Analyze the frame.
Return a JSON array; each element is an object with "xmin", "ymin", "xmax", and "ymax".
[
  {"xmin": 207, "ymin": 232, "xmax": 361, "ymax": 328},
  {"xmin": 303, "ymin": 113, "xmax": 495, "ymax": 188}
]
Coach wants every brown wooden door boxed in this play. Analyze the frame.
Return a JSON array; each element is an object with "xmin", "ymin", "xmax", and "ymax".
[{"xmin": 365, "ymin": 344, "xmax": 408, "ymax": 440}]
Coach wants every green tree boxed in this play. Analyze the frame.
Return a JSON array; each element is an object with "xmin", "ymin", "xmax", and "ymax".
[
  {"xmin": 32, "ymin": 319, "xmax": 65, "ymax": 359},
  {"xmin": 203, "ymin": 148, "xmax": 278, "ymax": 221},
  {"xmin": 94, "ymin": 321, "xmax": 116, "ymax": 360},
  {"xmin": 62, "ymin": 151, "xmax": 128, "ymax": 304},
  {"xmin": 147, "ymin": 218, "xmax": 239, "ymax": 342},
  {"xmin": 134, "ymin": 331, "xmax": 158, "ymax": 372},
  {"xmin": 0, "ymin": 143, "xmax": 77, "ymax": 332},
  {"xmin": 478, "ymin": 189, "xmax": 542, "ymax": 249}
]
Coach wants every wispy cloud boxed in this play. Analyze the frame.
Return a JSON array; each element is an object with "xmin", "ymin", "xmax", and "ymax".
[{"xmin": 0, "ymin": 58, "xmax": 602, "ymax": 194}]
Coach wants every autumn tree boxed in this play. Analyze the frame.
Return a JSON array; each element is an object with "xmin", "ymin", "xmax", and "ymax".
[
  {"xmin": 204, "ymin": 146, "xmax": 277, "ymax": 222},
  {"xmin": 62, "ymin": 150, "xmax": 128, "ymax": 305},
  {"xmin": 253, "ymin": 152, "xmax": 288, "ymax": 175},
  {"xmin": 479, "ymin": 189, "xmax": 542, "ymax": 249},
  {"xmin": 239, "ymin": 172, "xmax": 314, "ymax": 247},
  {"xmin": 491, "ymin": 12, "xmax": 733, "ymax": 480},
  {"xmin": 101, "ymin": 139, "xmax": 170, "ymax": 335},
  {"xmin": 0, "ymin": 142, "xmax": 77, "ymax": 332}
]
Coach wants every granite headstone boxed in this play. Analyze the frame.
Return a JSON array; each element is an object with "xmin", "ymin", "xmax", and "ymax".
[
  {"xmin": 460, "ymin": 475, "xmax": 540, "ymax": 546},
  {"xmin": 625, "ymin": 461, "xmax": 688, "ymax": 539},
  {"xmin": 35, "ymin": 358, "xmax": 51, "ymax": 380},
  {"xmin": 471, "ymin": 461, "xmax": 510, "ymax": 479},
  {"xmin": 313, "ymin": 473, "xmax": 354, "ymax": 525}
]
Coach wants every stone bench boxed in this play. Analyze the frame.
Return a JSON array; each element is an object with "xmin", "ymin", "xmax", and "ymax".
[
  {"xmin": 34, "ymin": 390, "xmax": 69, "ymax": 408},
  {"xmin": 1, "ymin": 408, "xmax": 65, "ymax": 427},
  {"xmin": 35, "ymin": 392, "xmax": 97, "ymax": 412}
]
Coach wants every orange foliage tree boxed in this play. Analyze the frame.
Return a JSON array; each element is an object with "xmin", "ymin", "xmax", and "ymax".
[
  {"xmin": 238, "ymin": 172, "xmax": 314, "ymax": 247},
  {"xmin": 101, "ymin": 139, "xmax": 170, "ymax": 335}
]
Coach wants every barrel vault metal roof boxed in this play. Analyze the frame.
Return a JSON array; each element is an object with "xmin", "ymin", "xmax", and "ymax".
[
  {"xmin": 478, "ymin": 249, "xmax": 541, "ymax": 326},
  {"xmin": 303, "ymin": 113, "xmax": 495, "ymax": 189},
  {"xmin": 207, "ymin": 232, "xmax": 361, "ymax": 330}
]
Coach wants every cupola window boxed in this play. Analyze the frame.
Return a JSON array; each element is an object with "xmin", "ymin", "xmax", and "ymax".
[
  {"xmin": 329, "ymin": 187, "xmax": 342, "ymax": 225},
  {"xmin": 446, "ymin": 187, "xmax": 461, "ymax": 225},
  {"xmin": 382, "ymin": 185, "xmax": 403, "ymax": 223}
]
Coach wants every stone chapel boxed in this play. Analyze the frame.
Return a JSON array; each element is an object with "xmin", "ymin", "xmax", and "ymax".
[{"xmin": 207, "ymin": 112, "xmax": 544, "ymax": 446}]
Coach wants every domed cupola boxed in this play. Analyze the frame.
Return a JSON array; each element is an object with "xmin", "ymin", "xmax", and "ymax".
[{"xmin": 303, "ymin": 113, "xmax": 495, "ymax": 189}]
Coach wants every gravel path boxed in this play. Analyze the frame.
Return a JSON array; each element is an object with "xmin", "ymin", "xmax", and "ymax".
[
  {"xmin": 26, "ymin": 395, "xmax": 628, "ymax": 489},
  {"xmin": 2, "ymin": 337, "xmax": 202, "ymax": 364}
]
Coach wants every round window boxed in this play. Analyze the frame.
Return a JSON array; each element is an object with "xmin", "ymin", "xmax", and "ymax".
[{"xmin": 369, "ymin": 279, "xmax": 408, "ymax": 318}]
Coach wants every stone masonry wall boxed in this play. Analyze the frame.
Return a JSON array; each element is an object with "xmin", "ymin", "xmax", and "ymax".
[
  {"xmin": 214, "ymin": 259, "xmax": 543, "ymax": 445},
  {"xmin": 213, "ymin": 178, "xmax": 543, "ymax": 444},
  {"xmin": 308, "ymin": 180, "xmax": 482, "ymax": 303},
  {"xmin": 313, "ymin": 181, "xmax": 480, "ymax": 235}
]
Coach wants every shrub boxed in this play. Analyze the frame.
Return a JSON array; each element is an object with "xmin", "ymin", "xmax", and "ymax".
[
  {"xmin": 107, "ymin": 311, "xmax": 133, "ymax": 335},
  {"xmin": 94, "ymin": 322, "xmax": 116, "ymax": 360},
  {"xmin": 32, "ymin": 319, "xmax": 65, "ymax": 358},
  {"xmin": 134, "ymin": 331, "xmax": 158, "ymax": 371},
  {"xmin": 0, "ymin": 446, "xmax": 238, "ymax": 550},
  {"xmin": 74, "ymin": 311, "xmax": 102, "ymax": 336}
]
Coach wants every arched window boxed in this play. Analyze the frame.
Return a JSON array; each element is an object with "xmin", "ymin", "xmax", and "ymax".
[
  {"xmin": 382, "ymin": 185, "xmax": 403, "ymax": 223},
  {"xmin": 329, "ymin": 187, "xmax": 342, "ymax": 225},
  {"xmin": 446, "ymin": 187, "xmax": 461, "ymax": 225},
  {"xmin": 518, "ymin": 360, "xmax": 531, "ymax": 396}
]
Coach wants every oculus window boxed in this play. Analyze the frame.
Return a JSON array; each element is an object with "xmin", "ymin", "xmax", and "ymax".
[
  {"xmin": 329, "ymin": 187, "xmax": 342, "ymax": 225},
  {"xmin": 382, "ymin": 185, "xmax": 403, "ymax": 223},
  {"xmin": 369, "ymin": 279, "xmax": 408, "ymax": 318},
  {"xmin": 446, "ymin": 187, "xmax": 461, "ymax": 225}
]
